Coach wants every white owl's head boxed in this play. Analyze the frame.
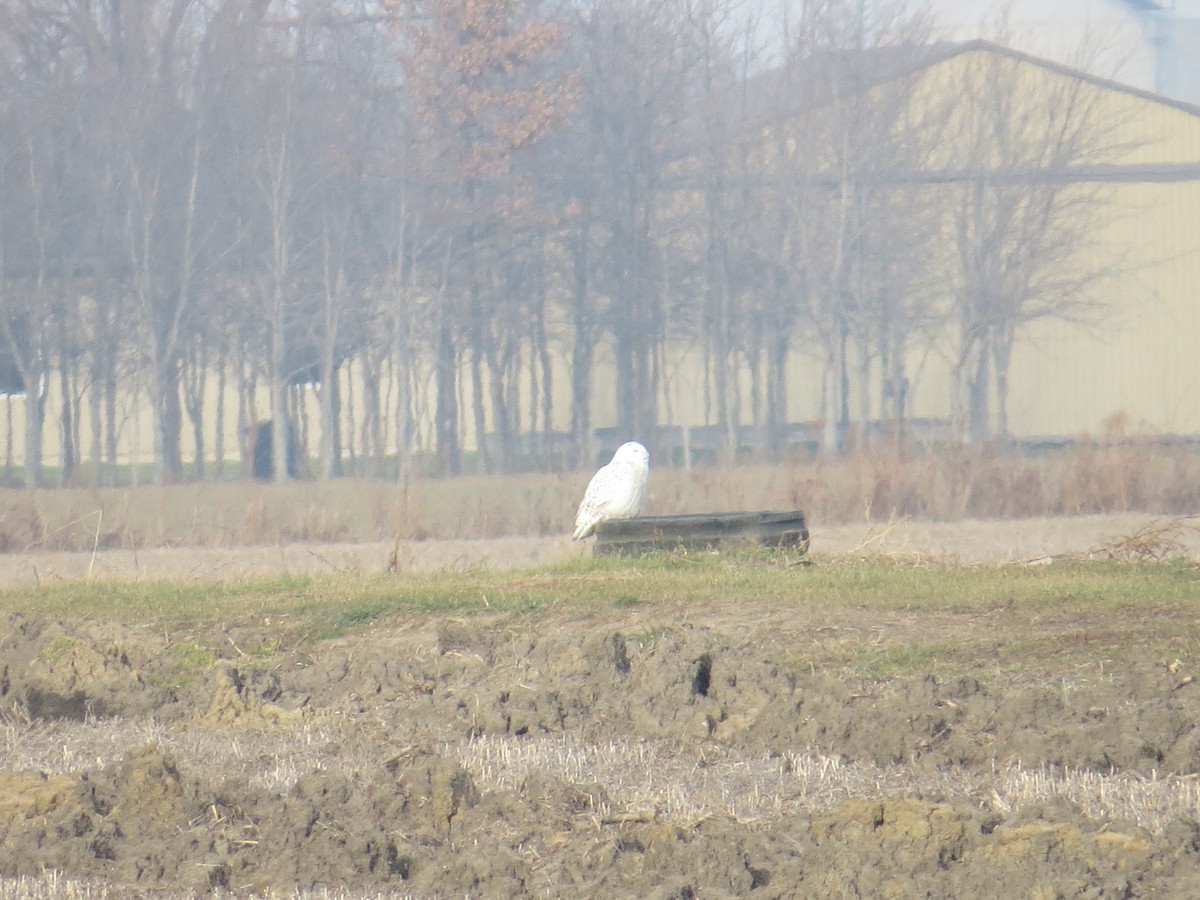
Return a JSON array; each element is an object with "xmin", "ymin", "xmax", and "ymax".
[{"xmin": 613, "ymin": 441, "xmax": 649, "ymax": 468}]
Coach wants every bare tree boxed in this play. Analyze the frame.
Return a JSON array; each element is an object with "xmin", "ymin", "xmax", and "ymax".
[
  {"xmin": 0, "ymin": 0, "xmax": 1151, "ymax": 485},
  {"xmin": 259, "ymin": 118, "xmax": 301, "ymax": 482},
  {"xmin": 54, "ymin": 0, "xmax": 218, "ymax": 484},
  {"xmin": 392, "ymin": 0, "xmax": 575, "ymax": 474},
  {"xmin": 687, "ymin": 0, "xmax": 755, "ymax": 459},
  {"xmin": 761, "ymin": 0, "xmax": 937, "ymax": 454},
  {"xmin": 122, "ymin": 128, "xmax": 205, "ymax": 484},
  {"xmin": 0, "ymin": 281, "xmax": 50, "ymax": 488},
  {"xmin": 376, "ymin": 184, "xmax": 431, "ymax": 483},
  {"xmin": 249, "ymin": 12, "xmax": 336, "ymax": 482},
  {"xmin": 0, "ymin": 59, "xmax": 91, "ymax": 487},
  {"xmin": 941, "ymin": 45, "xmax": 1134, "ymax": 442},
  {"xmin": 315, "ymin": 210, "xmax": 350, "ymax": 479},
  {"xmin": 555, "ymin": 0, "xmax": 699, "ymax": 463}
]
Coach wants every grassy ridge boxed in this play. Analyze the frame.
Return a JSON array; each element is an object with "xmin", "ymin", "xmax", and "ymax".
[
  {"xmin": 5, "ymin": 554, "xmax": 1199, "ymax": 677},
  {"xmin": 6, "ymin": 554, "xmax": 1198, "ymax": 623}
]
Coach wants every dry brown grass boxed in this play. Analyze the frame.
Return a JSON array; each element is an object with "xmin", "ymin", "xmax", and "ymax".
[
  {"xmin": 0, "ymin": 873, "xmax": 113, "ymax": 900},
  {"xmin": 0, "ymin": 875, "xmax": 413, "ymax": 900},
  {"xmin": 3, "ymin": 444, "xmax": 1200, "ymax": 553},
  {"xmin": 453, "ymin": 734, "xmax": 1200, "ymax": 835},
  {"xmin": 1085, "ymin": 516, "xmax": 1200, "ymax": 562},
  {"xmin": 3, "ymin": 712, "xmax": 1196, "ymax": 843}
]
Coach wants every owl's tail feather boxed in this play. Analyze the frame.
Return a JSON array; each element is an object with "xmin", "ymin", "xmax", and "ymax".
[{"xmin": 572, "ymin": 515, "xmax": 599, "ymax": 541}]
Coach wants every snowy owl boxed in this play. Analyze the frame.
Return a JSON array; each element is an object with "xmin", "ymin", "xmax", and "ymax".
[{"xmin": 572, "ymin": 441, "xmax": 650, "ymax": 540}]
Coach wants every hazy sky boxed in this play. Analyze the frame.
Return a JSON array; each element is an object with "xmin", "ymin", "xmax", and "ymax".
[
  {"xmin": 735, "ymin": 0, "xmax": 1162, "ymax": 89},
  {"xmin": 921, "ymin": 0, "xmax": 1155, "ymax": 87}
]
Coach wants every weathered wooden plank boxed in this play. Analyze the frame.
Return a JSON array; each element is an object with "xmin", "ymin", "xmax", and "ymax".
[{"xmin": 593, "ymin": 510, "xmax": 809, "ymax": 556}]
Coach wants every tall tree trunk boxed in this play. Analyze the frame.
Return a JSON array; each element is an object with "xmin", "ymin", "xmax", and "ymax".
[
  {"xmin": 6, "ymin": 395, "xmax": 14, "ymax": 483},
  {"xmin": 394, "ymin": 325, "xmax": 414, "ymax": 483},
  {"xmin": 361, "ymin": 365, "xmax": 383, "ymax": 479},
  {"xmin": 470, "ymin": 345, "xmax": 489, "ymax": 473},
  {"xmin": 187, "ymin": 371, "xmax": 206, "ymax": 483},
  {"xmin": 292, "ymin": 385, "xmax": 307, "ymax": 475},
  {"xmin": 706, "ymin": 197, "xmax": 734, "ymax": 458},
  {"xmin": 529, "ymin": 234, "xmax": 552, "ymax": 464},
  {"xmin": 535, "ymin": 310, "xmax": 553, "ymax": 466},
  {"xmin": 507, "ymin": 345, "xmax": 521, "ymax": 457},
  {"xmin": 486, "ymin": 340, "xmax": 515, "ymax": 473},
  {"xmin": 748, "ymin": 347, "xmax": 763, "ymax": 437},
  {"xmin": 882, "ymin": 330, "xmax": 908, "ymax": 424},
  {"xmin": 993, "ymin": 329, "xmax": 1015, "ymax": 441},
  {"xmin": 331, "ymin": 367, "xmax": 345, "ymax": 478},
  {"xmin": 435, "ymin": 305, "xmax": 460, "ymax": 476},
  {"xmin": 613, "ymin": 208, "xmax": 653, "ymax": 441},
  {"xmin": 820, "ymin": 320, "xmax": 844, "ymax": 457},
  {"xmin": 527, "ymin": 330, "xmax": 541, "ymax": 456},
  {"xmin": 271, "ymin": 312, "xmax": 291, "ymax": 482},
  {"xmin": 214, "ymin": 347, "xmax": 226, "ymax": 482},
  {"xmin": 966, "ymin": 335, "xmax": 991, "ymax": 445},
  {"xmin": 344, "ymin": 362, "xmax": 357, "ymax": 473},
  {"xmin": 767, "ymin": 331, "xmax": 788, "ymax": 461},
  {"xmin": 237, "ymin": 357, "xmax": 254, "ymax": 477},
  {"xmin": 58, "ymin": 345, "xmax": 76, "ymax": 486},
  {"xmin": 104, "ymin": 363, "xmax": 117, "ymax": 478},
  {"xmin": 614, "ymin": 330, "xmax": 636, "ymax": 439},
  {"xmin": 571, "ymin": 332, "xmax": 593, "ymax": 469},
  {"xmin": 710, "ymin": 306, "xmax": 734, "ymax": 459},
  {"xmin": 190, "ymin": 397, "xmax": 206, "ymax": 482},
  {"xmin": 317, "ymin": 232, "xmax": 344, "ymax": 480},
  {"xmin": 161, "ymin": 360, "xmax": 184, "ymax": 483},
  {"xmin": 183, "ymin": 342, "xmax": 207, "ymax": 482},
  {"xmin": 89, "ymin": 350, "xmax": 103, "ymax": 485},
  {"xmin": 569, "ymin": 223, "xmax": 594, "ymax": 469},
  {"xmin": 856, "ymin": 339, "xmax": 871, "ymax": 451},
  {"xmin": 318, "ymin": 353, "xmax": 340, "ymax": 480},
  {"xmin": 24, "ymin": 388, "xmax": 44, "ymax": 488}
]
